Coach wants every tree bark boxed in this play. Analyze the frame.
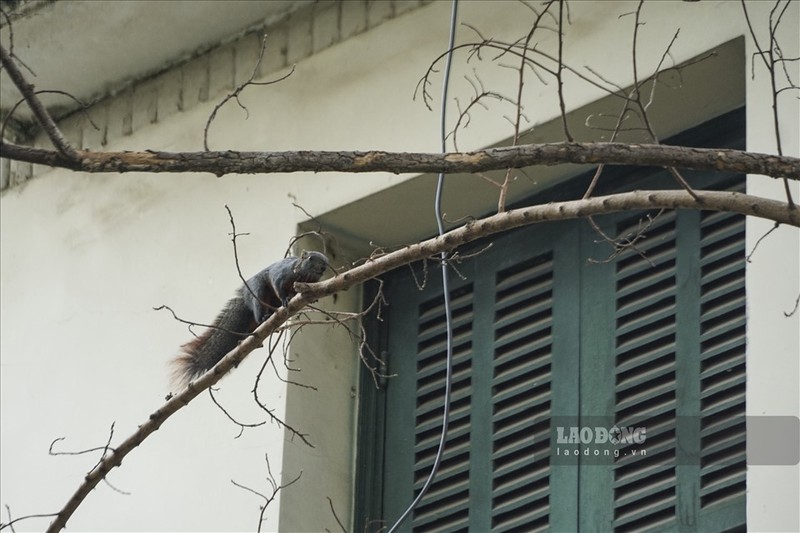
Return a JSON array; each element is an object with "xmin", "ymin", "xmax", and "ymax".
[{"xmin": 2, "ymin": 141, "xmax": 798, "ymax": 180}]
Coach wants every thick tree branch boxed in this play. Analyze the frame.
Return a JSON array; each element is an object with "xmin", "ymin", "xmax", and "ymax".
[
  {"xmin": 2, "ymin": 141, "xmax": 798, "ymax": 181},
  {"xmin": 44, "ymin": 186, "xmax": 796, "ymax": 532},
  {"xmin": 299, "ymin": 188, "xmax": 798, "ymax": 300}
]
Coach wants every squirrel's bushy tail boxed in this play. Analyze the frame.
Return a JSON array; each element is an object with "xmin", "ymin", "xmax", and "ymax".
[{"xmin": 171, "ymin": 296, "xmax": 255, "ymax": 388}]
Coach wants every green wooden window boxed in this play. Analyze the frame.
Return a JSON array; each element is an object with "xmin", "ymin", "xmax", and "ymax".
[{"xmin": 357, "ymin": 111, "xmax": 746, "ymax": 532}]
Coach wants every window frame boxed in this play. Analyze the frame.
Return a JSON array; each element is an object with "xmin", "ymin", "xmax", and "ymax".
[{"xmin": 356, "ymin": 108, "xmax": 747, "ymax": 532}]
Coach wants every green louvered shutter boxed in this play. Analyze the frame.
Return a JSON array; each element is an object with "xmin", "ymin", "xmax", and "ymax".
[
  {"xmin": 359, "ymin": 114, "xmax": 747, "ymax": 533},
  {"xmin": 411, "ymin": 283, "xmax": 475, "ymax": 530},
  {"xmin": 364, "ymin": 202, "xmax": 747, "ymax": 532},
  {"xmin": 575, "ymin": 176, "xmax": 747, "ymax": 532},
  {"xmin": 379, "ymin": 221, "xmax": 581, "ymax": 532},
  {"xmin": 490, "ymin": 253, "xmax": 556, "ymax": 532},
  {"xmin": 696, "ymin": 194, "xmax": 747, "ymax": 526},
  {"xmin": 610, "ymin": 210, "xmax": 682, "ymax": 532},
  {"xmin": 380, "ymin": 268, "xmax": 477, "ymax": 532}
]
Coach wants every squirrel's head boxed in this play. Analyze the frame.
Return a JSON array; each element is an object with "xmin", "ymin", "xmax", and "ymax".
[{"xmin": 297, "ymin": 250, "xmax": 330, "ymax": 279}]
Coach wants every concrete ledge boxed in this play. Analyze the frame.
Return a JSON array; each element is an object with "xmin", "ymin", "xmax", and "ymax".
[{"xmin": 6, "ymin": 1, "xmax": 428, "ymax": 191}]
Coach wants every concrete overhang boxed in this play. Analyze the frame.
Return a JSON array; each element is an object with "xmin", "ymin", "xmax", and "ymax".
[{"xmin": 0, "ymin": 0, "xmax": 310, "ymax": 129}]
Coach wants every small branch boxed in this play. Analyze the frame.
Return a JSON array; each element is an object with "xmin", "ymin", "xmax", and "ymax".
[
  {"xmin": 1, "ymin": 509, "xmax": 59, "ymax": 532},
  {"xmin": 746, "ymin": 221, "xmax": 780, "ymax": 262},
  {"xmin": 208, "ymin": 387, "xmax": 266, "ymax": 439},
  {"xmin": 784, "ymin": 292, "xmax": 800, "ymax": 318},
  {"xmin": 326, "ymin": 497, "xmax": 347, "ymax": 533},
  {"xmin": 587, "ymin": 209, "xmax": 664, "ymax": 264},
  {"xmin": 624, "ymin": 2, "xmax": 700, "ymax": 200},
  {"xmin": 204, "ymin": 35, "xmax": 295, "ymax": 151},
  {"xmin": 248, "ymin": 330, "xmax": 316, "ymax": 447},
  {"xmin": 153, "ymin": 304, "xmax": 253, "ymax": 339},
  {"xmin": 1, "ymin": 90, "xmax": 99, "ymax": 144},
  {"xmin": 48, "ymin": 422, "xmax": 118, "ymax": 467},
  {"xmin": 0, "ymin": 44, "xmax": 79, "ymax": 160},
  {"xmin": 223, "ymin": 205, "xmax": 267, "ymax": 308},
  {"xmin": 556, "ymin": 0, "xmax": 573, "ymax": 142},
  {"xmin": 231, "ymin": 454, "xmax": 301, "ymax": 533},
  {"xmin": 740, "ymin": 0, "xmax": 796, "ymax": 207},
  {"xmin": 667, "ymin": 167, "xmax": 699, "ymax": 200}
]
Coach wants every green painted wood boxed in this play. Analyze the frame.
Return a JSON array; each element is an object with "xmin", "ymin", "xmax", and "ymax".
[
  {"xmin": 546, "ymin": 221, "xmax": 582, "ymax": 533},
  {"xmin": 576, "ymin": 214, "xmax": 618, "ymax": 533},
  {"xmin": 353, "ymin": 280, "xmax": 389, "ymax": 533},
  {"xmin": 675, "ymin": 209, "xmax": 703, "ymax": 533},
  {"xmin": 380, "ymin": 266, "xmax": 425, "ymax": 532},
  {"xmin": 360, "ymin": 110, "xmax": 748, "ymax": 533},
  {"xmin": 465, "ymin": 252, "xmax": 494, "ymax": 532},
  {"xmin": 696, "ymin": 203, "xmax": 747, "ymax": 526}
]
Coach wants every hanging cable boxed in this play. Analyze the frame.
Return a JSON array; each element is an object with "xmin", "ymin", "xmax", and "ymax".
[{"xmin": 386, "ymin": 1, "xmax": 459, "ymax": 531}]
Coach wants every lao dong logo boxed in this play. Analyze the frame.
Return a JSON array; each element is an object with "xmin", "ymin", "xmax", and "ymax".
[{"xmin": 556, "ymin": 425, "xmax": 646, "ymax": 445}]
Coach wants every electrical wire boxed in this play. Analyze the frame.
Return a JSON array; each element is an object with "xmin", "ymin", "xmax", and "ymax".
[{"xmin": 386, "ymin": 1, "xmax": 459, "ymax": 531}]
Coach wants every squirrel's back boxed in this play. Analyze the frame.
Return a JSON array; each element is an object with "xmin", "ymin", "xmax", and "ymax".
[{"xmin": 170, "ymin": 251, "xmax": 330, "ymax": 388}]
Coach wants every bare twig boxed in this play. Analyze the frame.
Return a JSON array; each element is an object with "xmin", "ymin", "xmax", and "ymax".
[
  {"xmin": 587, "ymin": 209, "xmax": 664, "ymax": 265},
  {"xmin": 46, "ymin": 423, "xmax": 131, "ymax": 497},
  {"xmin": 153, "ymin": 304, "xmax": 253, "ymax": 340},
  {"xmin": 442, "ymin": 2, "xmax": 557, "ymax": 211},
  {"xmin": 101, "ymin": 478, "xmax": 131, "ymax": 496},
  {"xmin": 741, "ymin": 0, "xmax": 796, "ymax": 206},
  {"xmin": 204, "ymin": 35, "xmax": 295, "ymax": 151},
  {"xmin": 746, "ymin": 221, "xmax": 780, "ymax": 262},
  {"xmin": 1, "ymin": 508, "xmax": 59, "ymax": 532},
  {"xmin": 326, "ymin": 497, "xmax": 347, "ymax": 533},
  {"xmin": 0, "ymin": 90, "xmax": 99, "ymax": 144},
  {"xmin": 626, "ymin": 1, "xmax": 699, "ymax": 200},
  {"xmin": 208, "ymin": 387, "xmax": 266, "ymax": 439},
  {"xmin": 250, "ymin": 329, "xmax": 315, "ymax": 447},
  {"xmin": 231, "ymin": 454, "xmax": 301, "ymax": 533},
  {"xmin": 0, "ymin": 7, "xmax": 36, "ymax": 78},
  {"xmin": 223, "ymin": 205, "xmax": 268, "ymax": 310},
  {"xmin": 0, "ymin": 44, "xmax": 79, "ymax": 159},
  {"xmin": 415, "ymin": 35, "xmax": 637, "ymax": 117},
  {"xmin": 556, "ymin": 0, "xmax": 572, "ymax": 142},
  {"xmin": 48, "ymin": 423, "xmax": 118, "ymax": 460},
  {"xmin": 784, "ymin": 292, "xmax": 800, "ymax": 318},
  {"xmin": 450, "ymin": 75, "xmax": 515, "ymax": 152}
]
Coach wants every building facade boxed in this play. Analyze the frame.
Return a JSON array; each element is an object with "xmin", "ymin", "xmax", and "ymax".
[{"xmin": 1, "ymin": 1, "xmax": 797, "ymax": 531}]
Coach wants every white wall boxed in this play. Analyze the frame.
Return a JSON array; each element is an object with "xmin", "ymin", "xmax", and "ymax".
[
  {"xmin": 1, "ymin": 2, "xmax": 797, "ymax": 532},
  {"xmin": 744, "ymin": 2, "xmax": 800, "ymax": 531}
]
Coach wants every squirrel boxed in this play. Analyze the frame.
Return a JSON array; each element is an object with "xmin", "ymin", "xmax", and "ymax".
[{"xmin": 171, "ymin": 251, "xmax": 330, "ymax": 387}]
